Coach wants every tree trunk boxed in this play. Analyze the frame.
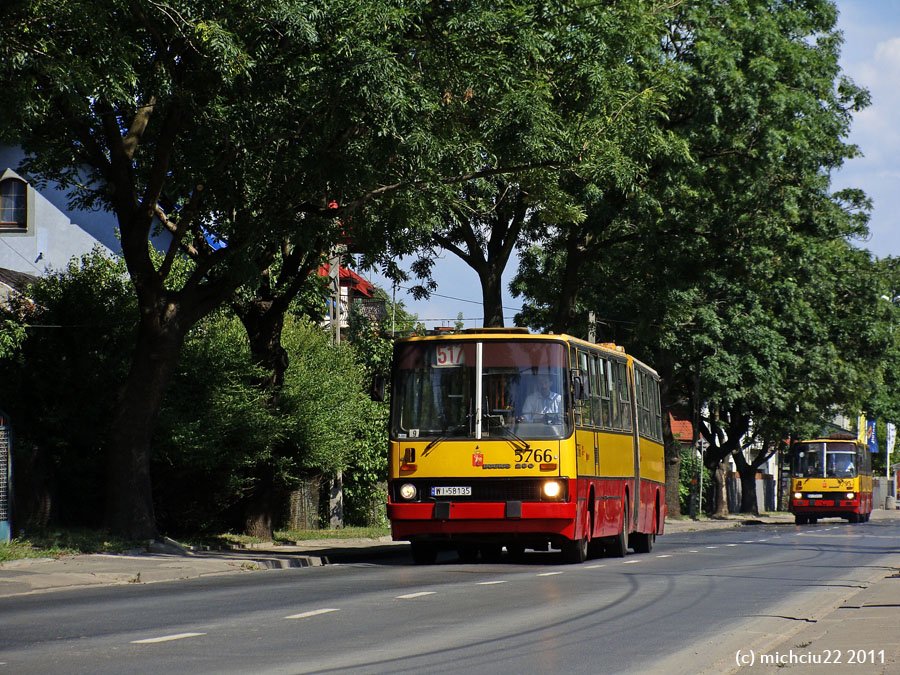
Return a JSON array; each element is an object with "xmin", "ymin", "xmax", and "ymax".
[
  {"xmin": 479, "ymin": 266, "xmax": 505, "ymax": 328},
  {"xmin": 732, "ymin": 451, "xmax": 760, "ymax": 515},
  {"xmin": 105, "ymin": 316, "xmax": 186, "ymax": 540},
  {"xmin": 711, "ymin": 460, "xmax": 729, "ymax": 517},
  {"xmin": 550, "ymin": 233, "xmax": 583, "ymax": 334},
  {"xmin": 236, "ymin": 298, "xmax": 290, "ymax": 394},
  {"xmin": 243, "ymin": 470, "xmax": 277, "ymax": 540}
]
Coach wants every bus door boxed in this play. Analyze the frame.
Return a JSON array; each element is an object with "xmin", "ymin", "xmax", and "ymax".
[{"xmin": 624, "ymin": 361, "xmax": 640, "ymax": 529}]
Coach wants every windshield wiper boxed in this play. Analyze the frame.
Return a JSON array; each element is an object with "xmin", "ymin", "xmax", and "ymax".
[
  {"xmin": 496, "ymin": 423, "xmax": 531, "ymax": 451},
  {"xmin": 423, "ymin": 436, "xmax": 448, "ymax": 455}
]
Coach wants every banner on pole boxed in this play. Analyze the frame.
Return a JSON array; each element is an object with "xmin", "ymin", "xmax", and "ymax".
[{"xmin": 867, "ymin": 419, "xmax": 878, "ymax": 455}]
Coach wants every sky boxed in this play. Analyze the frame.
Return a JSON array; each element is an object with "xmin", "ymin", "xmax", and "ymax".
[{"xmin": 364, "ymin": 1, "xmax": 900, "ymax": 330}]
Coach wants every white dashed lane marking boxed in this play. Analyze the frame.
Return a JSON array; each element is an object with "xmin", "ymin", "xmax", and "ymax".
[
  {"xmin": 131, "ymin": 633, "xmax": 206, "ymax": 644},
  {"xmin": 285, "ymin": 608, "xmax": 340, "ymax": 619}
]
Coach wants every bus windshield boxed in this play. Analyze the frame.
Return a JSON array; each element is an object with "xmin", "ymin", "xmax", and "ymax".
[
  {"xmin": 391, "ymin": 340, "xmax": 571, "ymax": 441},
  {"xmin": 792, "ymin": 441, "xmax": 857, "ymax": 478}
]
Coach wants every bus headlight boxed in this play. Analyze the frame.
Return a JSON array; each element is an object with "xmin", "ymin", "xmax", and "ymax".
[
  {"xmin": 543, "ymin": 481, "xmax": 561, "ymax": 498},
  {"xmin": 846, "ymin": 492, "xmax": 855, "ymax": 500},
  {"xmin": 399, "ymin": 483, "xmax": 417, "ymax": 500},
  {"xmin": 793, "ymin": 492, "xmax": 802, "ymax": 500}
]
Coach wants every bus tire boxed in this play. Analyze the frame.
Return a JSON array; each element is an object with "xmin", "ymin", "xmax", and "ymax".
[
  {"xmin": 608, "ymin": 501, "xmax": 629, "ymax": 558},
  {"xmin": 632, "ymin": 504, "xmax": 657, "ymax": 554},
  {"xmin": 562, "ymin": 535, "xmax": 588, "ymax": 564},
  {"xmin": 410, "ymin": 542, "xmax": 438, "ymax": 565},
  {"xmin": 563, "ymin": 503, "xmax": 591, "ymax": 564}
]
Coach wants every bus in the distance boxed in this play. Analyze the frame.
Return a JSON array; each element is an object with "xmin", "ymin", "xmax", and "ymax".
[
  {"xmin": 789, "ymin": 433, "xmax": 873, "ymax": 524},
  {"xmin": 386, "ymin": 328, "xmax": 666, "ymax": 564}
]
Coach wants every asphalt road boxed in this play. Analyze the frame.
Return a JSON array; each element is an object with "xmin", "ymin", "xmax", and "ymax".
[{"xmin": 2, "ymin": 518, "xmax": 898, "ymax": 674}]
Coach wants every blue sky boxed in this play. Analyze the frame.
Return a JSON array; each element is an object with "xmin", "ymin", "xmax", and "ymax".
[{"xmin": 366, "ymin": 1, "xmax": 900, "ymax": 329}]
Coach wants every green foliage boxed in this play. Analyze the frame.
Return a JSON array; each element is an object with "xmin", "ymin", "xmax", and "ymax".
[
  {"xmin": 0, "ymin": 319, "xmax": 25, "ymax": 359},
  {"xmin": 0, "ymin": 249, "xmax": 136, "ymax": 527},
  {"xmin": 154, "ymin": 312, "xmax": 373, "ymax": 533},
  {"xmin": 343, "ymin": 301, "xmax": 392, "ymax": 526},
  {"xmin": 679, "ymin": 447, "xmax": 712, "ymax": 516}
]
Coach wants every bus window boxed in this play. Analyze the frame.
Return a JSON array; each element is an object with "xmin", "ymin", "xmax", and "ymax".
[
  {"xmin": 618, "ymin": 361, "xmax": 632, "ymax": 432},
  {"xmin": 575, "ymin": 350, "xmax": 591, "ymax": 427},
  {"xmin": 590, "ymin": 355, "xmax": 603, "ymax": 428},
  {"xmin": 792, "ymin": 444, "xmax": 823, "ymax": 478},
  {"xmin": 391, "ymin": 340, "xmax": 571, "ymax": 441}
]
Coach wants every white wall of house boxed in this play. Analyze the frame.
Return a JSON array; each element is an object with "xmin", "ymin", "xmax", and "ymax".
[{"xmin": 1, "ymin": 146, "xmax": 117, "ymax": 277}]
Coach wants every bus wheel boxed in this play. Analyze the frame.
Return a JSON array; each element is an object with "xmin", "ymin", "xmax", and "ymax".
[
  {"xmin": 562, "ymin": 535, "xmax": 588, "ymax": 564},
  {"xmin": 794, "ymin": 515, "xmax": 808, "ymax": 525},
  {"xmin": 632, "ymin": 505, "xmax": 657, "ymax": 554},
  {"xmin": 632, "ymin": 530, "xmax": 655, "ymax": 554},
  {"xmin": 410, "ymin": 542, "xmax": 438, "ymax": 565},
  {"xmin": 608, "ymin": 501, "xmax": 629, "ymax": 558},
  {"xmin": 562, "ymin": 506, "xmax": 591, "ymax": 564}
]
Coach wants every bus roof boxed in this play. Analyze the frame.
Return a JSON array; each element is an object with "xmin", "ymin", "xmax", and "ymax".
[{"xmin": 394, "ymin": 329, "xmax": 660, "ymax": 378}]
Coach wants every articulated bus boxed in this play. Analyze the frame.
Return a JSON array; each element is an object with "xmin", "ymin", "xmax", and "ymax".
[
  {"xmin": 789, "ymin": 433, "xmax": 873, "ymax": 524},
  {"xmin": 386, "ymin": 328, "xmax": 666, "ymax": 564}
]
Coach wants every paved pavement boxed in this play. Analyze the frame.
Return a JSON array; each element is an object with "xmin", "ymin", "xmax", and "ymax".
[{"xmin": 2, "ymin": 510, "xmax": 898, "ymax": 673}]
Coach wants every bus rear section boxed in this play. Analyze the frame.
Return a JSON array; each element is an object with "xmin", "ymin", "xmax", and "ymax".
[{"xmin": 789, "ymin": 435, "xmax": 873, "ymax": 524}]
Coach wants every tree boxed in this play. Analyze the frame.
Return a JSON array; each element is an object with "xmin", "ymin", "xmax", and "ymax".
[
  {"xmin": 4, "ymin": 0, "xmax": 642, "ymax": 538},
  {"xmin": 511, "ymin": 0, "xmax": 873, "ymax": 517}
]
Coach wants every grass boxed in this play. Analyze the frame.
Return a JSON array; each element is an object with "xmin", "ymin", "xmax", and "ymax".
[
  {"xmin": 0, "ymin": 525, "xmax": 392, "ymax": 562},
  {"xmin": 0, "ymin": 528, "xmax": 138, "ymax": 563},
  {"xmin": 192, "ymin": 526, "xmax": 390, "ymax": 548}
]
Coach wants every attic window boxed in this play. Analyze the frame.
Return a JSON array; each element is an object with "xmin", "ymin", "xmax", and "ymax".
[{"xmin": 0, "ymin": 178, "xmax": 27, "ymax": 230}]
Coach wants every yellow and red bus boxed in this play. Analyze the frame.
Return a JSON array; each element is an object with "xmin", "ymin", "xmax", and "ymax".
[
  {"xmin": 386, "ymin": 328, "xmax": 666, "ymax": 564},
  {"xmin": 789, "ymin": 433, "xmax": 873, "ymax": 524}
]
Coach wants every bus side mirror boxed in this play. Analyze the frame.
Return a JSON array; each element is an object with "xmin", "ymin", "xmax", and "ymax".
[
  {"xmin": 371, "ymin": 375, "xmax": 386, "ymax": 402},
  {"xmin": 571, "ymin": 374, "xmax": 586, "ymax": 400}
]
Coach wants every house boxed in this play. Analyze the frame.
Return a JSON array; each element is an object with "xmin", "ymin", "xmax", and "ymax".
[
  {"xmin": 0, "ymin": 146, "xmax": 116, "ymax": 279},
  {"xmin": 318, "ymin": 263, "xmax": 386, "ymax": 328}
]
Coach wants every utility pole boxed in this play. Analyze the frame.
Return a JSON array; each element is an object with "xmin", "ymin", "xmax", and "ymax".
[{"xmin": 328, "ymin": 247, "xmax": 344, "ymax": 528}]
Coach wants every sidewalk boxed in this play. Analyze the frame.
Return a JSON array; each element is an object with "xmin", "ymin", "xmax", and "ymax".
[{"xmin": 0, "ymin": 536, "xmax": 407, "ymax": 598}]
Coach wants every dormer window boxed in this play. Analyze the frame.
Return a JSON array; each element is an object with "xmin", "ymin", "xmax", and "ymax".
[{"xmin": 0, "ymin": 177, "xmax": 27, "ymax": 230}]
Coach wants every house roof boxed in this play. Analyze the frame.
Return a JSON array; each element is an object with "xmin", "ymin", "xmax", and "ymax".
[
  {"xmin": 0, "ymin": 267, "xmax": 37, "ymax": 291},
  {"xmin": 669, "ymin": 412, "xmax": 694, "ymax": 444},
  {"xmin": 317, "ymin": 264, "xmax": 375, "ymax": 298}
]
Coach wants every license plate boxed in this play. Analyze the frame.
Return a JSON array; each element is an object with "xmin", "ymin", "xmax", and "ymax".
[{"xmin": 431, "ymin": 486, "xmax": 471, "ymax": 497}]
